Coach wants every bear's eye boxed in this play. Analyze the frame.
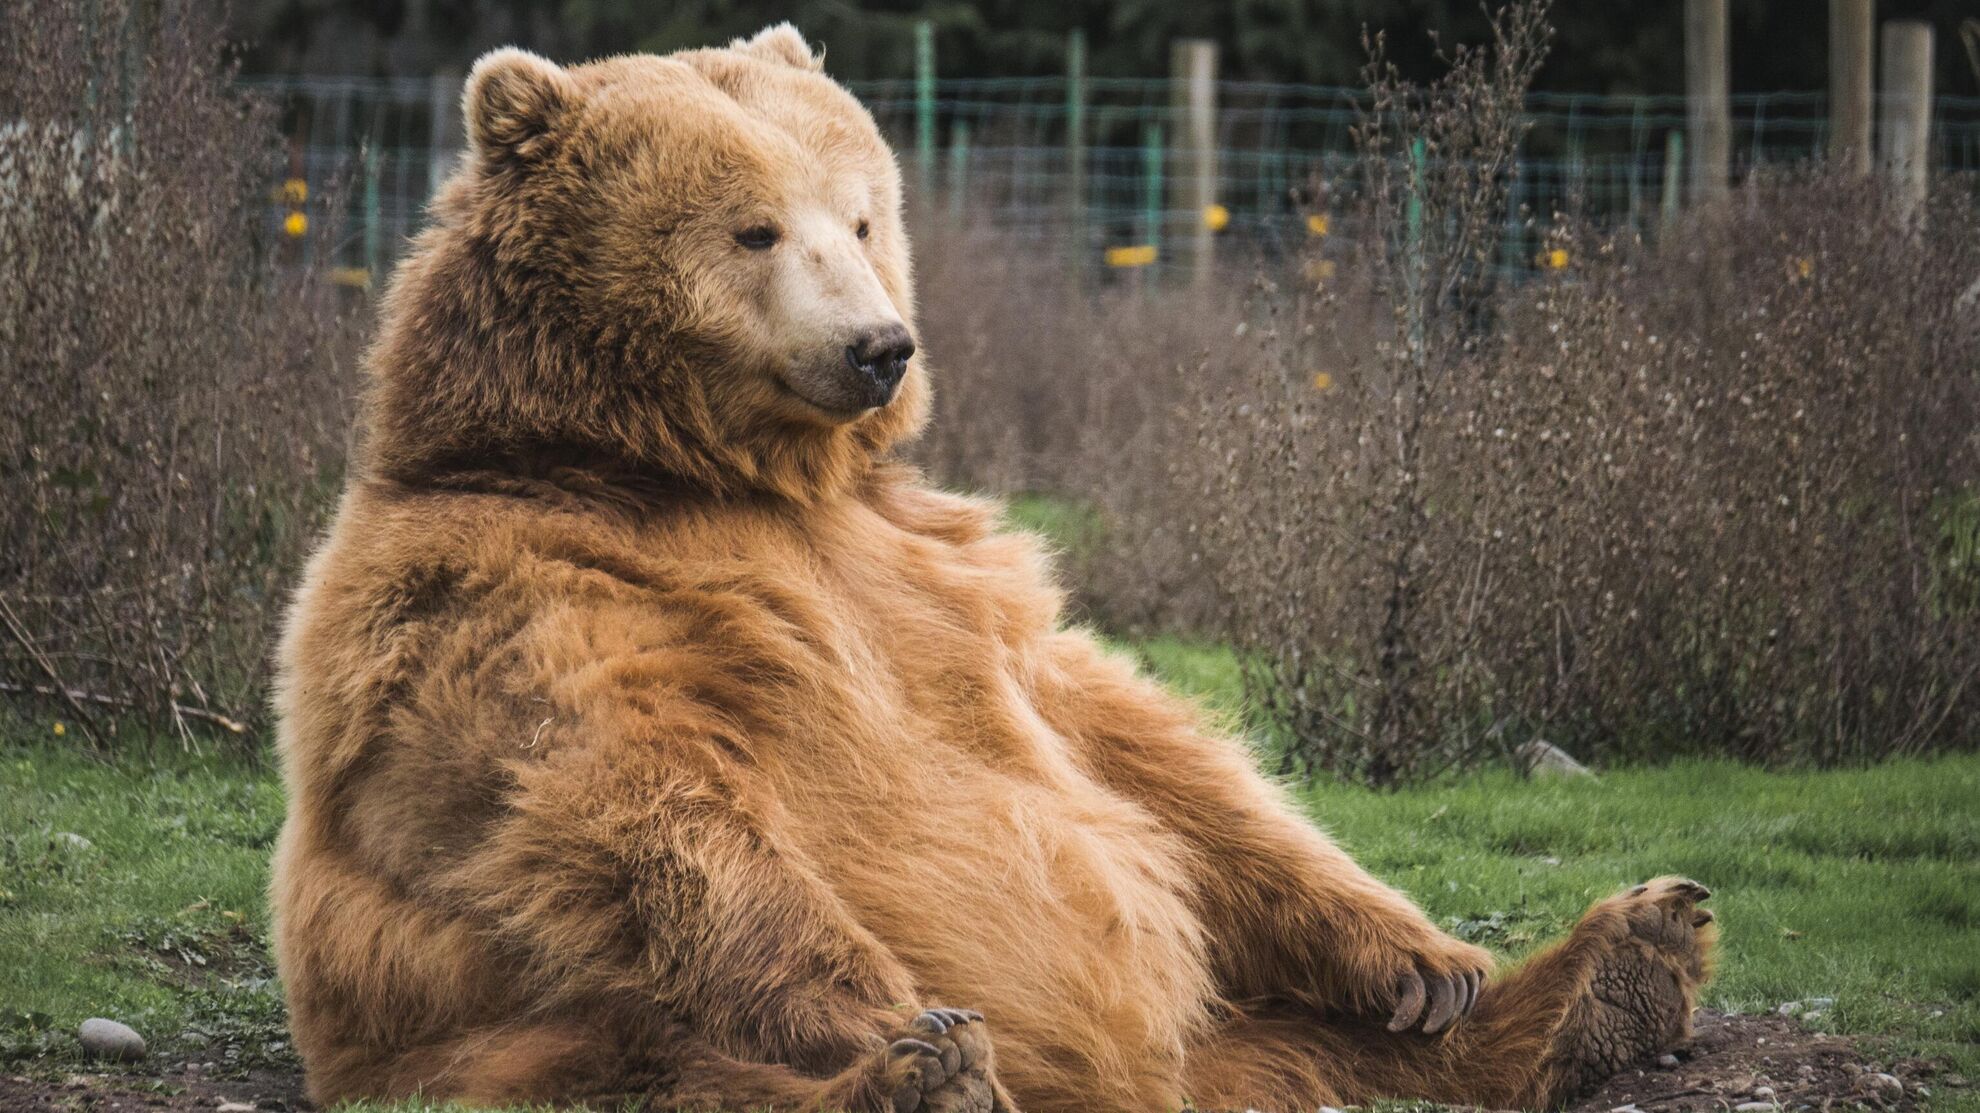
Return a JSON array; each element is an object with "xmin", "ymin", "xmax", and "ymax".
[
  {"xmin": 855, "ymin": 219, "xmax": 871, "ymax": 241},
  {"xmin": 734, "ymin": 225, "xmax": 780, "ymax": 251}
]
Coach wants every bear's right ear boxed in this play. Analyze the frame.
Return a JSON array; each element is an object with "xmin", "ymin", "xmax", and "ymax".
[
  {"xmin": 730, "ymin": 23, "xmax": 824, "ymax": 72},
  {"xmin": 463, "ymin": 47, "xmax": 577, "ymax": 163}
]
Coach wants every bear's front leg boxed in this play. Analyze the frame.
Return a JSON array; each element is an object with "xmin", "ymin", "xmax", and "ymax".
[
  {"xmin": 1036, "ymin": 631, "xmax": 1491, "ymax": 1033},
  {"xmin": 1292, "ymin": 871, "xmax": 1495, "ymax": 1033},
  {"xmin": 454, "ymin": 734, "xmax": 926, "ymax": 1075}
]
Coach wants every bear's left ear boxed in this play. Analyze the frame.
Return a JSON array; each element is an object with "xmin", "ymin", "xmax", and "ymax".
[
  {"xmin": 730, "ymin": 23, "xmax": 824, "ymax": 72},
  {"xmin": 463, "ymin": 47, "xmax": 578, "ymax": 163}
]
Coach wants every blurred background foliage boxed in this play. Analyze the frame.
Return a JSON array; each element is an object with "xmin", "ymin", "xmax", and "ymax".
[{"xmin": 233, "ymin": 0, "xmax": 1980, "ymax": 96}]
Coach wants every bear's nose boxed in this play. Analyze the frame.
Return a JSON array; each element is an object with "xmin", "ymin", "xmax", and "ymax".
[{"xmin": 845, "ymin": 325, "xmax": 915, "ymax": 392}]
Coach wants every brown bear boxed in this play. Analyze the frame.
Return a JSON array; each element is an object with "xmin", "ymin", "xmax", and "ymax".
[{"xmin": 270, "ymin": 24, "xmax": 1716, "ymax": 1113}]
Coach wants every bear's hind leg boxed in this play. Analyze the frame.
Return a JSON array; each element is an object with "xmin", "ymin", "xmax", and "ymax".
[{"xmin": 1181, "ymin": 877, "xmax": 1717, "ymax": 1112}]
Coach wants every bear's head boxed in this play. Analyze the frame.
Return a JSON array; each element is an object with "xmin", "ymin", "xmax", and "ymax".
[{"xmin": 365, "ymin": 25, "xmax": 927, "ymax": 503}]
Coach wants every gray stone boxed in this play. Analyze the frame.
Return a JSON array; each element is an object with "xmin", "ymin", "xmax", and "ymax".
[
  {"xmin": 53, "ymin": 832, "xmax": 92, "ymax": 852},
  {"xmin": 215, "ymin": 1102, "xmax": 257, "ymax": 1112},
  {"xmin": 1753, "ymin": 1086, "xmax": 1777, "ymax": 1100},
  {"xmin": 1858, "ymin": 1073, "xmax": 1903, "ymax": 1101},
  {"xmin": 76, "ymin": 1018, "xmax": 145, "ymax": 1061},
  {"xmin": 1656, "ymin": 1054, "xmax": 1681, "ymax": 1068},
  {"xmin": 1735, "ymin": 1103, "xmax": 1777, "ymax": 1111},
  {"xmin": 1517, "ymin": 739, "xmax": 1595, "ymax": 778}
]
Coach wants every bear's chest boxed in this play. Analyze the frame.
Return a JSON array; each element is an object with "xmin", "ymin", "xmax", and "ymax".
[{"xmin": 732, "ymin": 526, "xmax": 1214, "ymax": 1067}]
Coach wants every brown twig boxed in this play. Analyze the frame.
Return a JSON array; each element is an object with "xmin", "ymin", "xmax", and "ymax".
[
  {"xmin": 0, "ymin": 596, "xmax": 112, "ymax": 754},
  {"xmin": 0, "ymin": 680, "xmax": 248, "ymax": 736}
]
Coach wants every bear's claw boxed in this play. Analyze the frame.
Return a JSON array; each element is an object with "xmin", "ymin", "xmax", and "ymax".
[
  {"xmin": 1387, "ymin": 965, "xmax": 1488, "ymax": 1034},
  {"xmin": 881, "ymin": 1006, "xmax": 1005, "ymax": 1113}
]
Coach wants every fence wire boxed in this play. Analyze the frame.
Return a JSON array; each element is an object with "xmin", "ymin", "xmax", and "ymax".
[{"xmin": 243, "ymin": 74, "xmax": 1980, "ymax": 285}]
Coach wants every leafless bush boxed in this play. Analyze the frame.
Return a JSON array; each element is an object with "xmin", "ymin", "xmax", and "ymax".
[
  {"xmin": 912, "ymin": 222, "xmax": 1239, "ymax": 632},
  {"xmin": 1190, "ymin": 1, "xmax": 1553, "ymax": 784},
  {"xmin": 1471, "ymin": 180, "xmax": 1980, "ymax": 768},
  {"xmin": 915, "ymin": 0, "xmax": 1980, "ymax": 784},
  {"xmin": 0, "ymin": 0, "xmax": 358, "ymax": 752}
]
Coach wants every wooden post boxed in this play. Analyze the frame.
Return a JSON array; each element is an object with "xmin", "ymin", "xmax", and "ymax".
[
  {"xmin": 1878, "ymin": 20, "xmax": 1934, "ymax": 214},
  {"xmin": 1829, "ymin": 0, "xmax": 1873, "ymax": 175},
  {"xmin": 1065, "ymin": 29, "xmax": 1088, "ymax": 248},
  {"xmin": 428, "ymin": 69, "xmax": 462, "ymax": 197},
  {"xmin": 1170, "ymin": 39, "xmax": 1218, "ymax": 287},
  {"xmin": 1684, "ymin": 0, "xmax": 1730, "ymax": 204},
  {"xmin": 915, "ymin": 21, "xmax": 936, "ymax": 197}
]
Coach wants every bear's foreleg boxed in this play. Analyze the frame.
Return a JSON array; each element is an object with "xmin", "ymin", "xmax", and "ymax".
[
  {"xmin": 1036, "ymin": 633, "xmax": 1490, "ymax": 1032},
  {"xmin": 447, "ymin": 735, "xmax": 925, "ymax": 1077}
]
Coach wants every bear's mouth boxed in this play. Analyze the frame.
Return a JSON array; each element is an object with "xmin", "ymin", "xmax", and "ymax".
[{"xmin": 772, "ymin": 373, "xmax": 882, "ymax": 421}]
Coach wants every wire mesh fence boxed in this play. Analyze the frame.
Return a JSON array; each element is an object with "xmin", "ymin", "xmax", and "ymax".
[{"xmin": 244, "ymin": 73, "xmax": 1980, "ymax": 286}]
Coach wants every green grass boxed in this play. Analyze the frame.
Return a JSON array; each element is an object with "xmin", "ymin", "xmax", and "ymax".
[{"xmin": 3, "ymin": 721, "xmax": 1977, "ymax": 1110}]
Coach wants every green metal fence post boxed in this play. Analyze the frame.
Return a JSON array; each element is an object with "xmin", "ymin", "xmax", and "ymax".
[
  {"xmin": 1143, "ymin": 121, "xmax": 1165, "ymax": 264},
  {"xmin": 363, "ymin": 142, "xmax": 382, "ymax": 287},
  {"xmin": 914, "ymin": 21, "xmax": 936, "ymax": 197},
  {"xmin": 1406, "ymin": 135, "xmax": 1426, "ymax": 356},
  {"xmin": 1503, "ymin": 171, "xmax": 1526, "ymax": 274},
  {"xmin": 948, "ymin": 119, "xmax": 970, "ymax": 218},
  {"xmin": 1407, "ymin": 136, "xmax": 1425, "ymax": 259}
]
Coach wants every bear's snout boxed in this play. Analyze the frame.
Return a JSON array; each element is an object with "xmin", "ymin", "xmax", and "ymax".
[{"xmin": 844, "ymin": 324, "xmax": 915, "ymax": 404}]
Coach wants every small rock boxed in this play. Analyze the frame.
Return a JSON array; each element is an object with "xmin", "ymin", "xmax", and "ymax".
[
  {"xmin": 1517, "ymin": 739, "xmax": 1595, "ymax": 778},
  {"xmin": 77, "ymin": 1018, "xmax": 145, "ymax": 1062},
  {"xmin": 54, "ymin": 832, "xmax": 93, "ymax": 852},
  {"xmin": 1610, "ymin": 1104, "xmax": 1642, "ymax": 1113},
  {"xmin": 1777, "ymin": 1001, "xmax": 1805, "ymax": 1016},
  {"xmin": 1753, "ymin": 1086, "xmax": 1777, "ymax": 1100},
  {"xmin": 1735, "ymin": 1102, "xmax": 1777, "ymax": 1111},
  {"xmin": 1857, "ymin": 1073, "xmax": 1904, "ymax": 1105},
  {"xmin": 215, "ymin": 1103, "xmax": 256, "ymax": 1112},
  {"xmin": 1319, "ymin": 1107, "xmax": 1344, "ymax": 1113},
  {"xmin": 1657, "ymin": 1054, "xmax": 1682, "ymax": 1068}
]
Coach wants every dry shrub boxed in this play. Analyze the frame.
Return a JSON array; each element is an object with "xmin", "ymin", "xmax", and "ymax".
[
  {"xmin": 1192, "ymin": 3, "xmax": 1552, "ymax": 785},
  {"xmin": 0, "ymin": 0, "xmax": 357, "ymax": 752},
  {"xmin": 915, "ymin": 2, "xmax": 1980, "ymax": 783},
  {"xmin": 1191, "ymin": 174, "xmax": 1980, "ymax": 785},
  {"xmin": 911, "ymin": 220, "xmax": 1240, "ymax": 632},
  {"xmin": 1472, "ymin": 181, "xmax": 1980, "ymax": 767}
]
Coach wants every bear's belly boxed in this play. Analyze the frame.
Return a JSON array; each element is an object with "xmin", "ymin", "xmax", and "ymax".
[{"xmin": 769, "ymin": 680, "xmax": 1214, "ymax": 1106}]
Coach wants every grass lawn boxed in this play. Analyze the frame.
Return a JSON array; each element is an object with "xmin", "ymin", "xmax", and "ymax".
[{"xmin": 2, "ymin": 692, "xmax": 1976, "ymax": 1110}]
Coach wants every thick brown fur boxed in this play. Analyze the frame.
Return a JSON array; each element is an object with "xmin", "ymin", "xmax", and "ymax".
[{"xmin": 271, "ymin": 27, "xmax": 1716, "ymax": 1113}]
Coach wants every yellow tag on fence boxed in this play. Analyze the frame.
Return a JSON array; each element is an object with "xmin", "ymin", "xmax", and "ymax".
[{"xmin": 1105, "ymin": 244, "xmax": 1158, "ymax": 268}]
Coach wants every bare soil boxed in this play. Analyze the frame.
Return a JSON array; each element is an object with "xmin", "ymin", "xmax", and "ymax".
[
  {"xmin": 0, "ymin": 1063, "xmax": 306, "ymax": 1113},
  {"xmin": 0, "ymin": 1009, "xmax": 1961, "ymax": 1112},
  {"xmin": 1566, "ymin": 1009, "xmax": 1955, "ymax": 1113}
]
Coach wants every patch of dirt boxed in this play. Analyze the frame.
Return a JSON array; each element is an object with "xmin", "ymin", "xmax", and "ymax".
[
  {"xmin": 0, "ymin": 1063, "xmax": 309, "ymax": 1113},
  {"xmin": 1, "ymin": 1009, "xmax": 1960, "ymax": 1112},
  {"xmin": 1567, "ymin": 1009, "xmax": 1957, "ymax": 1113}
]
